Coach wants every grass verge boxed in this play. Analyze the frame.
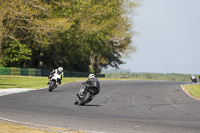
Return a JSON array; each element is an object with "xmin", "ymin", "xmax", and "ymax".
[
  {"xmin": 0, "ymin": 121, "xmax": 85, "ymax": 133},
  {"xmin": 0, "ymin": 75, "xmax": 87, "ymax": 89},
  {"xmin": 0, "ymin": 121, "xmax": 56, "ymax": 133},
  {"xmin": 182, "ymin": 84, "xmax": 200, "ymax": 100},
  {"xmin": 0, "ymin": 75, "xmax": 139, "ymax": 89}
]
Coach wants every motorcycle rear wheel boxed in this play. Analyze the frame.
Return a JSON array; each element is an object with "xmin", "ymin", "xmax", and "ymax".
[{"xmin": 79, "ymin": 92, "xmax": 91, "ymax": 105}]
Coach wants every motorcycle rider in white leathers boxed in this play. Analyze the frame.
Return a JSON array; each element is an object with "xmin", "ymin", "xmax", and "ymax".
[{"xmin": 47, "ymin": 67, "xmax": 64, "ymax": 85}]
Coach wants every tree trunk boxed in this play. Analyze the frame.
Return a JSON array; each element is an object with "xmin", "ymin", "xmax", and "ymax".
[
  {"xmin": 89, "ymin": 51, "xmax": 101, "ymax": 73},
  {"xmin": 0, "ymin": 9, "xmax": 5, "ymax": 59},
  {"xmin": 89, "ymin": 51, "xmax": 95, "ymax": 73},
  {"xmin": 22, "ymin": 59, "xmax": 26, "ymax": 68},
  {"xmin": 0, "ymin": 18, "xmax": 3, "ymax": 58},
  {"xmin": 0, "ymin": 34, "xmax": 2, "ymax": 58}
]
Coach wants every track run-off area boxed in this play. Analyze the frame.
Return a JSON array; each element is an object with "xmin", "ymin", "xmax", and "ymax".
[{"xmin": 0, "ymin": 80, "xmax": 200, "ymax": 133}]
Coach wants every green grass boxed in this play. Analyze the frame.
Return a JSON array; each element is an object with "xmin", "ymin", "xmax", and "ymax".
[
  {"xmin": 0, "ymin": 75, "xmax": 140, "ymax": 90},
  {"xmin": 0, "ymin": 121, "xmax": 85, "ymax": 133},
  {"xmin": 0, "ymin": 121, "xmax": 56, "ymax": 133},
  {"xmin": 0, "ymin": 75, "xmax": 87, "ymax": 89},
  {"xmin": 182, "ymin": 84, "xmax": 200, "ymax": 100}
]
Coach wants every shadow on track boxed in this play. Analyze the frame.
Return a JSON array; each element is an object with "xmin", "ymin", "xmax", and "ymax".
[{"xmin": 80, "ymin": 104, "xmax": 102, "ymax": 107}]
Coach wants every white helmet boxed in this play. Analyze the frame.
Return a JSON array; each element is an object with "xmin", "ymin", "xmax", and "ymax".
[
  {"xmin": 88, "ymin": 74, "xmax": 95, "ymax": 79},
  {"xmin": 58, "ymin": 67, "xmax": 63, "ymax": 72}
]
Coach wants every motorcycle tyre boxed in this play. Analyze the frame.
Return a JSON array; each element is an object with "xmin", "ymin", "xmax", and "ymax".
[
  {"xmin": 49, "ymin": 81, "xmax": 55, "ymax": 92},
  {"xmin": 79, "ymin": 92, "xmax": 91, "ymax": 106}
]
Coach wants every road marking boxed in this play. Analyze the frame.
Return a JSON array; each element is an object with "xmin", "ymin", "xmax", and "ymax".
[{"xmin": 0, "ymin": 88, "xmax": 34, "ymax": 96}]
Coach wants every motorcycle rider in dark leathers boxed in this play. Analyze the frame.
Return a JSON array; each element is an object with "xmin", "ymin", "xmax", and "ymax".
[
  {"xmin": 191, "ymin": 74, "xmax": 198, "ymax": 83},
  {"xmin": 74, "ymin": 74, "xmax": 100, "ymax": 105}
]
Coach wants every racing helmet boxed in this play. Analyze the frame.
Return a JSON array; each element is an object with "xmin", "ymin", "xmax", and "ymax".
[
  {"xmin": 88, "ymin": 74, "xmax": 95, "ymax": 79},
  {"xmin": 58, "ymin": 67, "xmax": 63, "ymax": 72}
]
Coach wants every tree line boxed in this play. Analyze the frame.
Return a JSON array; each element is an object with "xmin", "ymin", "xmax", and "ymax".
[
  {"xmin": 105, "ymin": 72, "xmax": 195, "ymax": 82},
  {"xmin": 0, "ymin": 0, "xmax": 139, "ymax": 73}
]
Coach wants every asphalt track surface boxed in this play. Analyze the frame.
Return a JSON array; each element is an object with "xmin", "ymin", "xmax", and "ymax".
[{"xmin": 0, "ymin": 80, "xmax": 200, "ymax": 133}]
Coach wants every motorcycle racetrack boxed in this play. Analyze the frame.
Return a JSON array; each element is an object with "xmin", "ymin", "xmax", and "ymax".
[{"xmin": 0, "ymin": 80, "xmax": 200, "ymax": 133}]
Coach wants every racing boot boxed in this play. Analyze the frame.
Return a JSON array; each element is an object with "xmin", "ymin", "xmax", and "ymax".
[
  {"xmin": 76, "ymin": 94, "xmax": 81, "ymax": 99},
  {"xmin": 74, "ymin": 101, "xmax": 79, "ymax": 105},
  {"xmin": 47, "ymin": 79, "xmax": 51, "ymax": 85}
]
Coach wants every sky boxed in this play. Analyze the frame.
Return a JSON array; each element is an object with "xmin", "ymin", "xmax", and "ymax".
[{"xmin": 118, "ymin": 0, "xmax": 200, "ymax": 74}]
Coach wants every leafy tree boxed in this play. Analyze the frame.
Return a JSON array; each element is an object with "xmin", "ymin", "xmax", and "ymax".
[
  {"xmin": 2, "ymin": 39, "xmax": 32, "ymax": 67},
  {"xmin": 0, "ymin": 0, "xmax": 139, "ymax": 73},
  {"xmin": 45, "ymin": 0, "xmax": 138, "ymax": 72},
  {"xmin": 0, "ymin": 0, "xmax": 72, "ymax": 67}
]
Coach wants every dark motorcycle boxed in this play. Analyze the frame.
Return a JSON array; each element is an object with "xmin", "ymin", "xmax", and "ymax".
[
  {"xmin": 48, "ymin": 73, "xmax": 61, "ymax": 92},
  {"xmin": 192, "ymin": 78, "xmax": 198, "ymax": 83},
  {"xmin": 75, "ymin": 83, "xmax": 99, "ymax": 105}
]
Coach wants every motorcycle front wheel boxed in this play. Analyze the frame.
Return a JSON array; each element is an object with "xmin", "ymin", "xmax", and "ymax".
[
  {"xmin": 79, "ymin": 92, "xmax": 91, "ymax": 106},
  {"xmin": 49, "ymin": 81, "xmax": 55, "ymax": 92}
]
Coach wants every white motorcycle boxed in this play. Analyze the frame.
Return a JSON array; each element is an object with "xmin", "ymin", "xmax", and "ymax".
[{"xmin": 48, "ymin": 73, "xmax": 61, "ymax": 92}]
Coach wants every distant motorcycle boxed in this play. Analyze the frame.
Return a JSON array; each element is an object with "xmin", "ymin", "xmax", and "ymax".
[
  {"xmin": 191, "ymin": 78, "xmax": 198, "ymax": 83},
  {"xmin": 48, "ymin": 73, "xmax": 61, "ymax": 92},
  {"xmin": 74, "ymin": 83, "xmax": 99, "ymax": 105}
]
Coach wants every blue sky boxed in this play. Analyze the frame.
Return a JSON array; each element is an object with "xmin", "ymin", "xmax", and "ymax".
[{"xmin": 119, "ymin": 0, "xmax": 200, "ymax": 74}]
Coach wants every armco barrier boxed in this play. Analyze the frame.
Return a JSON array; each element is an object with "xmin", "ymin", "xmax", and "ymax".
[
  {"xmin": 20, "ymin": 68, "xmax": 29, "ymax": 76},
  {"xmin": 20, "ymin": 68, "xmax": 41, "ymax": 76},
  {"xmin": 28, "ymin": 68, "xmax": 41, "ymax": 76},
  {"xmin": 41, "ymin": 69, "xmax": 51, "ymax": 76},
  {"xmin": 0, "ymin": 67, "xmax": 10, "ymax": 75},
  {"xmin": 0, "ymin": 67, "xmax": 105, "ymax": 77},
  {"xmin": 10, "ymin": 67, "xmax": 20, "ymax": 75},
  {"xmin": 35, "ymin": 69, "xmax": 42, "ymax": 76}
]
